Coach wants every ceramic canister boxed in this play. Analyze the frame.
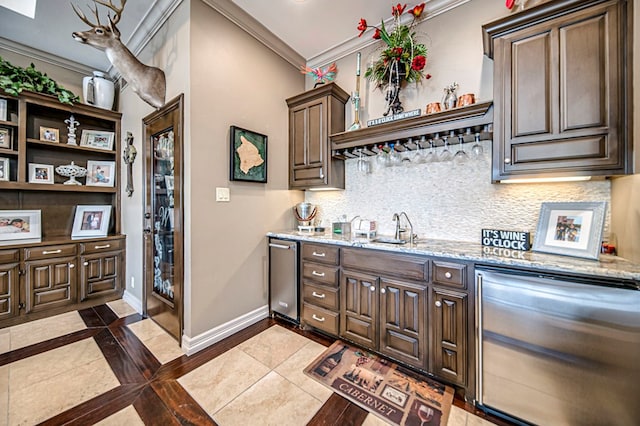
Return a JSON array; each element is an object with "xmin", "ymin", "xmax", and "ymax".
[{"xmin": 83, "ymin": 71, "xmax": 115, "ymax": 110}]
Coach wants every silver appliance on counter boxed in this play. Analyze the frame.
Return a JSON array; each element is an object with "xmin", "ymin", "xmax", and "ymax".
[
  {"xmin": 269, "ymin": 239, "xmax": 298, "ymax": 322},
  {"xmin": 476, "ymin": 267, "xmax": 640, "ymax": 425}
]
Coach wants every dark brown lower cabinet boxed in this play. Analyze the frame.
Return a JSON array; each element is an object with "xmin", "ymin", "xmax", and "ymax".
[
  {"xmin": 341, "ymin": 270, "xmax": 378, "ymax": 349},
  {"xmin": 432, "ymin": 287, "xmax": 467, "ymax": 386},
  {"xmin": 80, "ymin": 251, "xmax": 123, "ymax": 301},
  {"xmin": 25, "ymin": 254, "xmax": 77, "ymax": 314},
  {"xmin": 0, "ymin": 249, "xmax": 20, "ymax": 320}
]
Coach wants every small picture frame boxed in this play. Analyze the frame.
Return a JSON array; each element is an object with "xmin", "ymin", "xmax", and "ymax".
[
  {"xmin": 0, "ymin": 99, "xmax": 7, "ymax": 121},
  {"xmin": 230, "ymin": 125, "xmax": 267, "ymax": 183},
  {"xmin": 0, "ymin": 127, "xmax": 11, "ymax": 149},
  {"xmin": 28, "ymin": 163, "xmax": 54, "ymax": 184},
  {"xmin": 80, "ymin": 130, "xmax": 115, "ymax": 151},
  {"xmin": 0, "ymin": 157, "xmax": 9, "ymax": 181},
  {"xmin": 71, "ymin": 205, "xmax": 111, "ymax": 238},
  {"xmin": 533, "ymin": 201, "xmax": 607, "ymax": 260},
  {"xmin": 39, "ymin": 126, "xmax": 59, "ymax": 143},
  {"xmin": 0, "ymin": 210, "xmax": 42, "ymax": 243},
  {"xmin": 86, "ymin": 160, "xmax": 116, "ymax": 187}
]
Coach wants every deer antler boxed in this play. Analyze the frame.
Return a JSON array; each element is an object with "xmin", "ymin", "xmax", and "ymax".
[
  {"xmin": 71, "ymin": 2, "xmax": 102, "ymax": 28},
  {"xmin": 93, "ymin": 0, "xmax": 126, "ymax": 26}
]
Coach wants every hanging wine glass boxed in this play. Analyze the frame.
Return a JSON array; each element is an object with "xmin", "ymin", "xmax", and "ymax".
[
  {"xmin": 357, "ymin": 148, "xmax": 371, "ymax": 173},
  {"xmin": 376, "ymin": 143, "xmax": 390, "ymax": 169},
  {"xmin": 472, "ymin": 132, "xmax": 484, "ymax": 158},
  {"xmin": 413, "ymin": 136, "xmax": 426, "ymax": 164},
  {"xmin": 424, "ymin": 137, "xmax": 437, "ymax": 164},
  {"xmin": 439, "ymin": 132, "xmax": 453, "ymax": 162},
  {"xmin": 453, "ymin": 133, "xmax": 469, "ymax": 165},
  {"xmin": 388, "ymin": 142, "xmax": 401, "ymax": 167}
]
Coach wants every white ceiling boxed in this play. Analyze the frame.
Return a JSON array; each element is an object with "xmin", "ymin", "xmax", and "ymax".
[{"xmin": 0, "ymin": 0, "xmax": 467, "ymax": 74}]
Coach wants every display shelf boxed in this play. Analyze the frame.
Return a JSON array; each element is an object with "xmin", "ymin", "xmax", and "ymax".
[
  {"xmin": 0, "ymin": 181, "xmax": 117, "ymax": 192},
  {"xmin": 26, "ymin": 138, "xmax": 116, "ymax": 154}
]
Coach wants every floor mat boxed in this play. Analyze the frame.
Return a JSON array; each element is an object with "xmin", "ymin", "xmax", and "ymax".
[{"xmin": 304, "ymin": 340, "xmax": 454, "ymax": 425}]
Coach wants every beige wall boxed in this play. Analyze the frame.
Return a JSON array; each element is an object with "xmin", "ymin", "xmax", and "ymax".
[{"xmin": 187, "ymin": 0, "xmax": 303, "ymax": 337}]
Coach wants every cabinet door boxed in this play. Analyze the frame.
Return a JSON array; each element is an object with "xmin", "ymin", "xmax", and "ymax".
[
  {"xmin": 24, "ymin": 256, "xmax": 77, "ymax": 313},
  {"xmin": 432, "ymin": 288, "xmax": 467, "ymax": 386},
  {"xmin": 492, "ymin": 1, "xmax": 628, "ymax": 181},
  {"xmin": 0, "ymin": 261, "xmax": 19, "ymax": 320},
  {"xmin": 79, "ymin": 251, "xmax": 123, "ymax": 301},
  {"xmin": 289, "ymin": 97, "xmax": 328, "ymax": 188},
  {"xmin": 379, "ymin": 278, "xmax": 427, "ymax": 368},
  {"xmin": 340, "ymin": 270, "xmax": 378, "ymax": 348}
]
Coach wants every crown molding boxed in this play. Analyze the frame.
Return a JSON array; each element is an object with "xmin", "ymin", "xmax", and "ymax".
[
  {"xmin": 0, "ymin": 36, "xmax": 96, "ymax": 76},
  {"xmin": 200, "ymin": 0, "xmax": 305, "ymax": 68},
  {"xmin": 306, "ymin": 0, "xmax": 472, "ymax": 69}
]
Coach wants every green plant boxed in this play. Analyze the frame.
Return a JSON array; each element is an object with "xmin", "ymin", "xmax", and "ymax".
[
  {"xmin": 0, "ymin": 56, "xmax": 79, "ymax": 105},
  {"xmin": 357, "ymin": 3, "xmax": 430, "ymax": 87}
]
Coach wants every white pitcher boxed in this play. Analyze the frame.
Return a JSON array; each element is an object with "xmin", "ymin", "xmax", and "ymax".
[{"xmin": 82, "ymin": 71, "xmax": 114, "ymax": 110}]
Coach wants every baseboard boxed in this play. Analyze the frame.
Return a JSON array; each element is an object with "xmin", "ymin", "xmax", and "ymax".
[
  {"xmin": 122, "ymin": 290, "xmax": 143, "ymax": 314},
  {"xmin": 181, "ymin": 305, "xmax": 269, "ymax": 356}
]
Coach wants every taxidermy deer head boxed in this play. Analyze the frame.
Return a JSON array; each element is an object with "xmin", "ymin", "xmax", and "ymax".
[{"xmin": 72, "ymin": 0, "xmax": 166, "ymax": 109}]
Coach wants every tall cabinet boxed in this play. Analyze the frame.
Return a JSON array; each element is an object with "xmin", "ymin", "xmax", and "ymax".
[
  {"xmin": 0, "ymin": 91, "xmax": 125, "ymax": 327},
  {"xmin": 483, "ymin": 0, "xmax": 632, "ymax": 181}
]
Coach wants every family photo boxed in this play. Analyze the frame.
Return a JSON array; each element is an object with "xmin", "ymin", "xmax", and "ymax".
[{"xmin": 0, "ymin": 216, "xmax": 30, "ymax": 233}]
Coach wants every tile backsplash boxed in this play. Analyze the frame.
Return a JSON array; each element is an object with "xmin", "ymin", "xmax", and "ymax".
[{"xmin": 305, "ymin": 141, "xmax": 612, "ymax": 243}]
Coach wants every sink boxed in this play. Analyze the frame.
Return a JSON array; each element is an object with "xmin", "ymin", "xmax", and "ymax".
[{"xmin": 372, "ymin": 237, "xmax": 407, "ymax": 245}]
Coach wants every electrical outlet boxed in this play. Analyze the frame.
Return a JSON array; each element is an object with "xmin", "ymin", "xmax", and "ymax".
[{"xmin": 216, "ymin": 187, "xmax": 230, "ymax": 202}]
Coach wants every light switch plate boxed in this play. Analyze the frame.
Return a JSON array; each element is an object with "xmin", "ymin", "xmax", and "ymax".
[{"xmin": 216, "ymin": 187, "xmax": 230, "ymax": 202}]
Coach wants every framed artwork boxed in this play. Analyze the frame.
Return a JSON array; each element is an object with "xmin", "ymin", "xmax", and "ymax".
[
  {"xmin": 0, "ymin": 157, "xmax": 8, "ymax": 181},
  {"xmin": 80, "ymin": 130, "xmax": 115, "ymax": 151},
  {"xmin": 533, "ymin": 201, "xmax": 607, "ymax": 260},
  {"xmin": 0, "ymin": 210, "xmax": 42, "ymax": 243},
  {"xmin": 71, "ymin": 205, "xmax": 111, "ymax": 238},
  {"xmin": 39, "ymin": 126, "xmax": 59, "ymax": 143},
  {"xmin": 229, "ymin": 125, "xmax": 267, "ymax": 183},
  {"xmin": 28, "ymin": 163, "xmax": 54, "ymax": 184},
  {"xmin": 86, "ymin": 160, "xmax": 116, "ymax": 187},
  {"xmin": 0, "ymin": 127, "xmax": 11, "ymax": 149}
]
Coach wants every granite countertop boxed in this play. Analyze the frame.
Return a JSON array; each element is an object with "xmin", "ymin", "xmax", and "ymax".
[{"xmin": 267, "ymin": 230, "xmax": 640, "ymax": 283}]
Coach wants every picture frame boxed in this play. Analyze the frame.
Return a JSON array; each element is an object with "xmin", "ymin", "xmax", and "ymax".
[
  {"xmin": 0, "ymin": 157, "xmax": 8, "ymax": 182},
  {"xmin": 0, "ymin": 210, "xmax": 42, "ymax": 243},
  {"xmin": 28, "ymin": 163, "xmax": 54, "ymax": 184},
  {"xmin": 71, "ymin": 205, "xmax": 111, "ymax": 238},
  {"xmin": 39, "ymin": 126, "xmax": 59, "ymax": 143},
  {"xmin": 80, "ymin": 130, "xmax": 115, "ymax": 151},
  {"xmin": 0, "ymin": 127, "xmax": 11, "ymax": 149},
  {"xmin": 533, "ymin": 201, "xmax": 607, "ymax": 260},
  {"xmin": 229, "ymin": 125, "xmax": 267, "ymax": 183},
  {"xmin": 86, "ymin": 160, "xmax": 116, "ymax": 187}
]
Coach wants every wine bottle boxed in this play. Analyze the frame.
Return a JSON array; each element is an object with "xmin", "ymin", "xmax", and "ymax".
[{"xmin": 314, "ymin": 345, "xmax": 348, "ymax": 377}]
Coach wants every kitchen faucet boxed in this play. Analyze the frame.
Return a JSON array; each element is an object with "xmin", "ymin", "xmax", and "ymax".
[{"xmin": 393, "ymin": 212, "xmax": 416, "ymax": 244}]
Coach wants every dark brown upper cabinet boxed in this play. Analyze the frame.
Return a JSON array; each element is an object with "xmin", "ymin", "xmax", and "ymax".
[
  {"xmin": 483, "ymin": 0, "xmax": 632, "ymax": 182},
  {"xmin": 286, "ymin": 83, "xmax": 349, "ymax": 190}
]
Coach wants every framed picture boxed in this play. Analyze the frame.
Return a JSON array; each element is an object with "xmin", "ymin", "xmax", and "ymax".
[
  {"xmin": 28, "ymin": 163, "xmax": 54, "ymax": 184},
  {"xmin": 86, "ymin": 160, "xmax": 116, "ymax": 187},
  {"xmin": 229, "ymin": 125, "xmax": 267, "ymax": 183},
  {"xmin": 80, "ymin": 130, "xmax": 115, "ymax": 151},
  {"xmin": 71, "ymin": 205, "xmax": 111, "ymax": 238},
  {"xmin": 39, "ymin": 126, "xmax": 59, "ymax": 143},
  {"xmin": 0, "ymin": 127, "xmax": 11, "ymax": 149},
  {"xmin": 533, "ymin": 201, "xmax": 607, "ymax": 260},
  {"xmin": 0, "ymin": 157, "xmax": 8, "ymax": 181},
  {"xmin": 0, "ymin": 210, "xmax": 41, "ymax": 243}
]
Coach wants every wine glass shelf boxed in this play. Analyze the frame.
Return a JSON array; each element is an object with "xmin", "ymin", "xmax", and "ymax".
[{"xmin": 331, "ymin": 101, "xmax": 493, "ymax": 158}]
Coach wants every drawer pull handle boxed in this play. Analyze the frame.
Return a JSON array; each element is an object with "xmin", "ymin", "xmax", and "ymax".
[
  {"xmin": 312, "ymin": 291, "xmax": 326, "ymax": 299},
  {"xmin": 435, "ymin": 300, "xmax": 442, "ymax": 307},
  {"xmin": 69, "ymin": 263, "xmax": 75, "ymax": 269},
  {"xmin": 83, "ymin": 262, "xmax": 89, "ymax": 266},
  {"xmin": 42, "ymin": 250, "xmax": 62, "ymax": 255},
  {"xmin": 94, "ymin": 244, "xmax": 111, "ymax": 249},
  {"xmin": 312, "ymin": 251, "xmax": 326, "ymax": 257},
  {"xmin": 312, "ymin": 271, "xmax": 325, "ymax": 277},
  {"xmin": 444, "ymin": 271, "xmax": 452, "ymax": 279},
  {"xmin": 312, "ymin": 314, "xmax": 325, "ymax": 322},
  {"xmin": 370, "ymin": 286, "xmax": 376, "ymax": 292},
  {"xmin": 380, "ymin": 288, "xmax": 386, "ymax": 294}
]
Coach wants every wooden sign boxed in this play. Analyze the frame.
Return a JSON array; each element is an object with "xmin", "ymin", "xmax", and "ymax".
[
  {"xmin": 367, "ymin": 109, "xmax": 421, "ymax": 127},
  {"xmin": 481, "ymin": 229, "xmax": 530, "ymax": 251}
]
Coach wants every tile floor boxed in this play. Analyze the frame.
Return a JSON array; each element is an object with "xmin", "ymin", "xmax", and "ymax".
[{"xmin": 0, "ymin": 299, "xmax": 499, "ymax": 425}]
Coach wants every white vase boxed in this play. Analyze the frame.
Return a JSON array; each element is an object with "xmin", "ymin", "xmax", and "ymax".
[{"xmin": 82, "ymin": 71, "xmax": 115, "ymax": 110}]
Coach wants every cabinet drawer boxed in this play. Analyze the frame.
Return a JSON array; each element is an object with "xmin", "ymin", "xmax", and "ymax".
[
  {"xmin": 81, "ymin": 238, "xmax": 124, "ymax": 254},
  {"xmin": 302, "ymin": 243, "xmax": 339, "ymax": 265},
  {"xmin": 302, "ymin": 302, "xmax": 339, "ymax": 335},
  {"xmin": 341, "ymin": 248, "xmax": 428, "ymax": 282},
  {"xmin": 302, "ymin": 262, "xmax": 339, "ymax": 286},
  {"xmin": 24, "ymin": 244, "xmax": 77, "ymax": 261},
  {"xmin": 433, "ymin": 261, "xmax": 467, "ymax": 289},
  {"xmin": 302, "ymin": 282, "xmax": 339, "ymax": 310},
  {"xmin": 0, "ymin": 249, "xmax": 19, "ymax": 264}
]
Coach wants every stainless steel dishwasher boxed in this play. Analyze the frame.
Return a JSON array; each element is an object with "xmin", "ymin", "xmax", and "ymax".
[
  {"xmin": 269, "ymin": 238, "xmax": 298, "ymax": 322},
  {"xmin": 476, "ymin": 267, "xmax": 640, "ymax": 426}
]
